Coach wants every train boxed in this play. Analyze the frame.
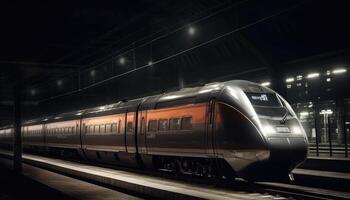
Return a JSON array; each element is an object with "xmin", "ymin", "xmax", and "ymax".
[{"xmin": 0, "ymin": 80, "xmax": 308, "ymax": 181}]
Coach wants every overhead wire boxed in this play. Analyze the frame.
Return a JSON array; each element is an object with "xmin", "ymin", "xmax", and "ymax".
[{"xmin": 38, "ymin": 1, "xmax": 306, "ymax": 103}]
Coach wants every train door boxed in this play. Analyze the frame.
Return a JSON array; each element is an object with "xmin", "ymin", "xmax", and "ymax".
[
  {"xmin": 125, "ymin": 112, "xmax": 136, "ymax": 153},
  {"xmin": 207, "ymin": 98, "xmax": 217, "ymax": 156},
  {"xmin": 138, "ymin": 110, "xmax": 147, "ymax": 154}
]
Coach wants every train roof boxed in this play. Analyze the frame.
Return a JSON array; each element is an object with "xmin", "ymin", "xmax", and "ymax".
[{"xmin": 0, "ymin": 80, "xmax": 273, "ymax": 128}]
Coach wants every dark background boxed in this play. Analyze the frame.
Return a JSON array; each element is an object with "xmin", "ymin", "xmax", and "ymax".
[{"xmin": 0, "ymin": 0, "xmax": 349, "ymax": 125}]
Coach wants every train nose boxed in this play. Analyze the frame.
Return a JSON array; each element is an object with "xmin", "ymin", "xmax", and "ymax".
[
  {"xmin": 237, "ymin": 136, "xmax": 308, "ymax": 181},
  {"xmin": 267, "ymin": 136, "xmax": 308, "ymax": 169},
  {"xmin": 236, "ymin": 118, "xmax": 308, "ymax": 181}
]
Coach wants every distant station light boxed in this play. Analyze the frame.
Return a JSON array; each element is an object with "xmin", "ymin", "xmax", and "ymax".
[
  {"xmin": 119, "ymin": 57, "xmax": 126, "ymax": 65},
  {"xmin": 260, "ymin": 82, "xmax": 270, "ymax": 87},
  {"xmin": 296, "ymin": 75, "xmax": 303, "ymax": 81},
  {"xmin": 306, "ymin": 72, "xmax": 319, "ymax": 79},
  {"xmin": 188, "ymin": 26, "xmax": 195, "ymax": 36},
  {"xmin": 326, "ymin": 70, "xmax": 331, "ymax": 76},
  {"xmin": 326, "ymin": 78, "xmax": 331, "ymax": 82},
  {"xmin": 332, "ymin": 68, "xmax": 347, "ymax": 74},
  {"xmin": 285, "ymin": 77, "xmax": 294, "ymax": 83},
  {"xmin": 148, "ymin": 61, "xmax": 153, "ymax": 66},
  {"xmin": 57, "ymin": 80, "xmax": 63, "ymax": 87},
  {"xmin": 320, "ymin": 109, "xmax": 333, "ymax": 115},
  {"xmin": 299, "ymin": 111, "xmax": 309, "ymax": 117},
  {"xmin": 30, "ymin": 89, "xmax": 37, "ymax": 96},
  {"xmin": 90, "ymin": 70, "xmax": 96, "ymax": 77}
]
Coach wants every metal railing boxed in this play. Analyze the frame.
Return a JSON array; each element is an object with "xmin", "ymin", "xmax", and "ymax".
[{"xmin": 308, "ymin": 116, "xmax": 349, "ymax": 158}]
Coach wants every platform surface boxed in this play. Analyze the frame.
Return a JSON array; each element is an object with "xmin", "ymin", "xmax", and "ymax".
[
  {"xmin": 293, "ymin": 168, "xmax": 350, "ymax": 180},
  {"xmin": 1, "ymin": 150, "xmax": 350, "ymax": 200},
  {"xmin": 0, "ymin": 157, "xmax": 144, "ymax": 200}
]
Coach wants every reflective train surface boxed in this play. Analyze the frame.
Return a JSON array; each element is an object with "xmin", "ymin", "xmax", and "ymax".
[{"xmin": 0, "ymin": 80, "xmax": 308, "ymax": 181}]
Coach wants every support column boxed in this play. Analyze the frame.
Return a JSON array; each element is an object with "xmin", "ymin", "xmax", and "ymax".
[{"xmin": 13, "ymin": 83, "xmax": 22, "ymax": 173}]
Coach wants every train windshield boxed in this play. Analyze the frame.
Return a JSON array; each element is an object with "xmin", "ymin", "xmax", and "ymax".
[{"xmin": 245, "ymin": 93, "xmax": 282, "ymax": 107}]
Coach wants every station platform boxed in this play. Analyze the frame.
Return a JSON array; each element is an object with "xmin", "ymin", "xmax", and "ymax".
[
  {"xmin": 299, "ymin": 156, "xmax": 350, "ymax": 173},
  {"xmin": 0, "ymin": 150, "xmax": 349, "ymax": 200},
  {"xmin": 0, "ymin": 156, "xmax": 144, "ymax": 200}
]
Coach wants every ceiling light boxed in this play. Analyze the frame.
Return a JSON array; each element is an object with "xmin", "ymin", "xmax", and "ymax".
[
  {"xmin": 306, "ymin": 73, "xmax": 319, "ymax": 79},
  {"xmin": 90, "ymin": 70, "xmax": 96, "ymax": 77},
  {"xmin": 300, "ymin": 111, "xmax": 309, "ymax": 116},
  {"xmin": 260, "ymin": 82, "xmax": 270, "ymax": 87},
  {"xmin": 57, "ymin": 80, "xmax": 63, "ymax": 87},
  {"xmin": 188, "ymin": 26, "xmax": 195, "ymax": 35},
  {"xmin": 332, "ymin": 68, "xmax": 347, "ymax": 74},
  {"xmin": 119, "ymin": 57, "xmax": 125, "ymax": 65},
  {"xmin": 286, "ymin": 77, "xmax": 294, "ymax": 83},
  {"xmin": 320, "ymin": 109, "xmax": 333, "ymax": 115}
]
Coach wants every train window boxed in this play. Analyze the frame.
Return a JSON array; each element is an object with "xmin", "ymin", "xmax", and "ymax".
[
  {"xmin": 245, "ymin": 92, "xmax": 282, "ymax": 107},
  {"xmin": 89, "ymin": 126, "xmax": 93, "ymax": 133},
  {"xmin": 94, "ymin": 125, "xmax": 99, "ymax": 133},
  {"xmin": 169, "ymin": 118, "xmax": 181, "ymax": 130},
  {"xmin": 148, "ymin": 120, "xmax": 157, "ymax": 132},
  {"xmin": 118, "ymin": 120, "xmax": 121, "ymax": 133},
  {"xmin": 127, "ymin": 122, "xmax": 133, "ymax": 132},
  {"xmin": 106, "ymin": 124, "xmax": 111, "ymax": 133},
  {"xmin": 72, "ymin": 127, "xmax": 75, "ymax": 134},
  {"xmin": 100, "ymin": 125, "xmax": 105, "ymax": 133},
  {"xmin": 181, "ymin": 117, "xmax": 192, "ymax": 130},
  {"xmin": 141, "ymin": 117, "xmax": 146, "ymax": 133},
  {"xmin": 158, "ymin": 119, "xmax": 168, "ymax": 131},
  {"xmin": 111, "ymin": 123, "xmax": 117, "ymax": 132}
]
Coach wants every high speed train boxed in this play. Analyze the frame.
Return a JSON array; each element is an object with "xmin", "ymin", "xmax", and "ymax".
[{"xmin": 0, "ymin": 80, "xmax": 308, "ymax": 181}]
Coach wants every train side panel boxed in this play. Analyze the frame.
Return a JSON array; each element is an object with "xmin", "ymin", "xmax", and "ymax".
[
  {"xmin": 45, "ymin": 120, "xmax": 80, "ymax": 149},
  {"xmin": 23, "ymin": 124, "xmax": 45, "ymax": 150},
  {"xmin": 144, "ymin": 103, "xmax": 208, "ymax": 157}
]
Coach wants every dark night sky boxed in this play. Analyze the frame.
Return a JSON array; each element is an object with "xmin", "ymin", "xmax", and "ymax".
[
  {"xmin": 1, "ymin": 0, "xmax": 349, "ymax": 64},
  {"xmin": 0, "ymin": 0, "xmax": 349, "ymax": 121}
]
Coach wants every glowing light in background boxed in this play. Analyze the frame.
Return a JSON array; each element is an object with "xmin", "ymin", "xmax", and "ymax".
[
  {"xmin": 260, "ymin": 82, "xmax": 270, "ymax": 87},
  {"xmin": 300, "ymin": 111, "xmax": 309, "ymax": 117},
  {"xmin": 319, "ymin": 109, "xmax": 333, "ymax": 115},
  {"xmin": 285, "ymin": 77, "xmax": 294, "ymax": 83},
  {"xmin": 90, "ymin": 70, "xmax": 96, "ymax": 77},
  {"xmin": 188, "ymin": 26, "xmax": 195, "ymax": 35},
  {"xmin": 306, "ymin": 73, "xmax": 319, "ymax": 79},
  {"xmin": 119, "ymin": 57, "xmax": 126, "ymax": 65},
  {"xmin": 30, "ymin": 89, "xmax": 37, "ymax": 96},
  {"xmin": 57, "ymin": 80, "xmax": 63, "ymax": 87},
  {"xmin": 332, "ymin": 68, "xmax": 347, "ymax": 74}
]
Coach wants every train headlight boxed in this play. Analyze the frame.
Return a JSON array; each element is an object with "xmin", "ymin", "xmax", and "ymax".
[
  {"xmin": 262, "ymin": 125, "xmax": 276, "ymax": 136},
  {"xmin": 291, "ymin": 126, "xmax": 303, "ymax": 135}
]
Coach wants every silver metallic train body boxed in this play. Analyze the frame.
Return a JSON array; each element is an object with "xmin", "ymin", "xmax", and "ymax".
[{"xmin": 0, "ymin": 80, "xmax": 308, "ymax": 180}]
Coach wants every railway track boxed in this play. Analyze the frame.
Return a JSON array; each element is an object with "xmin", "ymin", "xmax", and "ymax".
[{"xmin": 0, "ymin": 151, "xmax": 348, "ymax": 200}]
